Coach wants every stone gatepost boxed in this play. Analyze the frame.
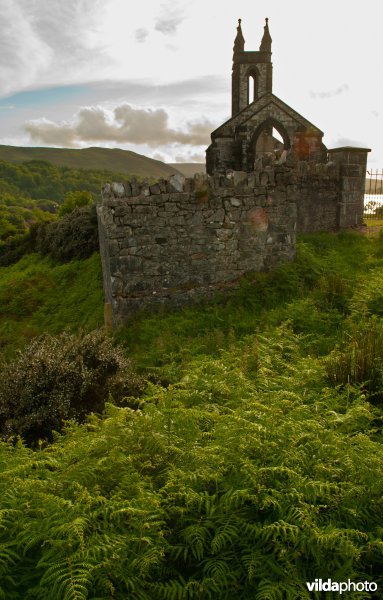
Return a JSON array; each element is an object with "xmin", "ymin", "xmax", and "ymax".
[{"xmin": 328, "ymin": 146, "xmax": 371, "ymax": 228}]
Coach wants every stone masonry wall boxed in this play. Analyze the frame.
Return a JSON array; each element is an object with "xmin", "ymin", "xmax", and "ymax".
[
  {"xmin": 97, "ymin": 153, "xmax": 366, "ymax": 325},
  {"xmin": 294, "ymin": 160, "xmax": 340, "ymax": 233},
  {"xmin": 97, "ymin": 170, "xmax": 297, "ymax": 325}
]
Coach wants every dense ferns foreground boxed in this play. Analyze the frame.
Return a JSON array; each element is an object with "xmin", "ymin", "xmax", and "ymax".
[
  {"xmin": 0, "ymin": 231, "xmax": 383, "ymax": 598},
  {"xmin": 0, "ymin": 326, "xmax": 382, "ymax": 599}
]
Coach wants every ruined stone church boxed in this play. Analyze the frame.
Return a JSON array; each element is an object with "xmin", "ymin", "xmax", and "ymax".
[{"xmin": 97, "ymin": 19, "xmax": 370, "ymax": 324}]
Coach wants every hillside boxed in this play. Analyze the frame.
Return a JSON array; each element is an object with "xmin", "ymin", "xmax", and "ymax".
[
  {"xmin": 168, "ymin": 162, "xmax": 205, "ymax": 176},
  {"xmin": 1, "ymin": 232, "xmax": 383, "ymax": 597},
  {"xmin": 0, "ymin": 145, "xmax": 181, "ymax": 179},
  {"xmin": 365, "ymin": 179, "xmax": 383, "ymax": 194}
]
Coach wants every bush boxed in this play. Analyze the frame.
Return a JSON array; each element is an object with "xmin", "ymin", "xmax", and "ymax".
[
  {"xmin": 58, "ymin": 190, "xmax": 93, "ymax": 217},
  {"xmin": 0, "ymin": 233, "xmax": 32, "ymax": 266},
  {"xmin": 0, "ymin": 205, "xmax": 99, "ymax": 266},
  {"xmin": 0, "ymin": 330, "xmax": 144, "ymax": 445},
  {"xmin": 35, "ymin": 205, "xmax": 99, "ymax": 262}
]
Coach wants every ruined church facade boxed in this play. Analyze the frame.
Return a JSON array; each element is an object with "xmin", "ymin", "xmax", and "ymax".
[
  {"xmin": 206, "ymin": 19, "xmax": 327, "ymax": 173},
  {"xmin": 206, "ymin": 19, "xmax": 369, "ymax": 233}
]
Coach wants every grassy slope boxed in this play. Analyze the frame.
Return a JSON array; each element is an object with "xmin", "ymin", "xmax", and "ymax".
[
  {"xmin": 0, "ymin": 145, "xmax": 181, "ymax": 179},
  {"xmin": 1, "ymin": 231, "xmax": 382, "ymax": 371},
  {"xmin": 0, "ymin": 252, "xmax": 103, "ymax": 359},
  {"xmin": 168, "ymin": 162, "xmax": 205, "ymax": 176}
]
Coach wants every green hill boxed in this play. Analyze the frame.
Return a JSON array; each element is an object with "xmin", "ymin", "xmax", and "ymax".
[
  {"xmin": 168, "ymin": 162, "xmax": 205, "ymax": 176},
  {"xmin": 0, "ymin": 145, "xmax": 181, "ymax": 179}
]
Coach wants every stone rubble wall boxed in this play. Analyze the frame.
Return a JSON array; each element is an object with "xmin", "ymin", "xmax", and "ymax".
[
  {"xmin": 97, "ymin": 155, "xmax": 364, "ymax": 324},
  {"xmin": 97, "ymin": 169, "xmax": 297, "ymax": 324}
]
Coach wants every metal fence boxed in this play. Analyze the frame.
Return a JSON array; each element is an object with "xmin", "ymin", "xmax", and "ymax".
[{"xmin": 364, "ymin": 169, "xmax": 383, "ymax": 219}]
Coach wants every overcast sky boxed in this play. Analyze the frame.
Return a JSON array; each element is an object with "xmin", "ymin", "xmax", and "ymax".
[{"xmin": 0, "ymin": 0, "xmax": 382, "ymax": 166}]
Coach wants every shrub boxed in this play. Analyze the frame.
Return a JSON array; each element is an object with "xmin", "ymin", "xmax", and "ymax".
[
  {"xmin": 35, "ymin": 205, "xmax": 99, "ymax": 262},
  {"xmin": 0, "ymin": 233, "xmax": 32, "ymax": 266},
  {"xmin": 0, "ymin": 205, "xmax": 99, "ymax": 266},
  {"xmin": 0, "ymin": 329, "xmax": 144, "ymax": 445},
  {"xmin": 58, "ymin": 190, "xmax": 93, "ymax": 217}
]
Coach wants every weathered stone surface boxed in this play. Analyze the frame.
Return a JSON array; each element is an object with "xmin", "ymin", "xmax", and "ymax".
[
  {"xmin": 150, "ymin": 183, "xmax": 161, "ymax": 195},
  {"xmin": 123, "ymin": 181, "xmax": 132, "ymax": 196},
  {"xmin": 97, "ymin": 176, "xmax": 297, "ymax": 325},
  {"xmin": 169, "ymin": 174, "xmax": 185, "ymax": 192},
  {"xmin": 247, "ymin": 207, "xmax": 269, "ymax": 231},
  {"xmin": 98, "ymin": 139, "xmax": 369, "ymax": 326},
  {"xmin": 112, "ymin": 182, "xmax": 125, "ymax": 197},
  {"xmin": 233, "ymin": 171, "xmax": 248, "ymax": 186}
]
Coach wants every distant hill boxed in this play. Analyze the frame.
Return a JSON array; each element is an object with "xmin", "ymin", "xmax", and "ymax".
[
  {"xmin": 168, "ymin": 163, "xmax": 205, "ymax": 177},
  {"xmin": 0, "ymin": 145, "xmax": 181, "ymax": 179},
  {"xmin": 365, "ymin": 178, "xmax": 383, "ymax": 194}
]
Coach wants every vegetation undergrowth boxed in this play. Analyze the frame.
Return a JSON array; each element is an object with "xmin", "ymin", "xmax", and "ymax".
[
  {"xmin": 116, "ymin": 231, "xmax": 377, "ymax": 381},
  {"xmin": 0, "ymin": 158, "xmax": 133, "ymax": 244},
  {"xmin": 0, "ymin": 231, "xmax": 383, "ymax": 597},
  {"xmin": 0, "ymin": 326, "xmax": 382, "ymax": 598},
  {"xmin": 0, "ymin": 252, "xmax": 103, "ymax": 359}
]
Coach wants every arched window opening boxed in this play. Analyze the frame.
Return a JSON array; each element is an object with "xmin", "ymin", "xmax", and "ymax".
[
  {"xmin": 255, "ymin": 126, "xmax": 285, "ymax": 156},
  {"xmin": 248, "ymin": 72, "xmax": 258, "ymax": 104},
  {"xmin": 272, "ymin": 127, "xmax": 284, "ymax": 146},
  {"xmin": 251, "ymin": 121, "xmax": 290, "ymax": 167}
]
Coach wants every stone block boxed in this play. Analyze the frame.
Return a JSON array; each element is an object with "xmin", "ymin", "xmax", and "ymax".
[
  {"xmin": 102, "ymin": 183, "xmax": 113, "ymax": 198},
  {"xmin": 247, "ymin": 207, "xmax": 269, "ymax": 231},
  {"xmin": 123, "ymin": 181, "xmax": 132, "ymax": 196},
  {"xmin": 119, "ymin": 256, "xmax": 143, "ymax": 273},
  {"xmin": 169, "ymin": 173, "xmax": 185, "ymax": 192},
  {"xmin": 98, "ymin": 166, "xmax": 302, "ymax": 324},
  {"xmin": 112, "ymin": 182, "xmax": 125, "ymax": 197},
  {"xmin": 341, "ymin": 165, "xmax": 362, "ymax": 177},
  {"xmin": 233, "ymin": 171, "xmax": 248, "ymax": 186}
]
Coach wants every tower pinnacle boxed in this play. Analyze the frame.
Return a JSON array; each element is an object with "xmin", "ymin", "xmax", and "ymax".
[
  {"xmin": 259, "ymin": 17, "xmax": 272, "ymax": 53},
  {"xmin": 233, "ymin": 18, "xmax": 245, "ymax": 56}
]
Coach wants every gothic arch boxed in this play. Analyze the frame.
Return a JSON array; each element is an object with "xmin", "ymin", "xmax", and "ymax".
[{"xmin": 250, "ymin": 117, "xmax": 291, "ymax": 152}]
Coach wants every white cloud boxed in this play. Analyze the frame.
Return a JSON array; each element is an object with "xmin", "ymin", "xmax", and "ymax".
[
  {"xmin": 310, "ymin": 84, "xmax": 350, "ymax": 100},
  {"xmin": 24, "ymin": 103, "xmax": 214, "ymax": 147},
  {"xmin": 154, "ymin": 2, "xmax": 185, "ymax": 35},
  {"xmin": 174, "ymin": 152, "xmax": 205, "ymax": 163},
  {"xmin": 135, "ymin": 28, "xmax": 149, "ymax": 43},
  {"xmin": 0, "ymin": 0, "xmax": 52, "ymax": 96},
  {"xmin": 0, "ymin": 0, "xmax": 108, "ymax": 97}
]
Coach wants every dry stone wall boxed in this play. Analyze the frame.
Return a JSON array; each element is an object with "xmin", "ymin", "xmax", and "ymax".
[
  {"xmin": 97, "ymin": 150, "xmax": 367, "ymax": 325},
  {"xmin": 97, "ymin": 170, "xmax": 296, "ymax": 325}
]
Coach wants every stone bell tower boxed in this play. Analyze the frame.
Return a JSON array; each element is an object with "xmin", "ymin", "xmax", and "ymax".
[{"xmin": 231, "ymin": 18, "xmax": 273, "ymax": 116}]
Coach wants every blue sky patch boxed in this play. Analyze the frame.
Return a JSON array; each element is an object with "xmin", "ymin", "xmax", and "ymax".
[{"xmin": 0, "ymin": 85, "xmax": 88, "ymax": 109}]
